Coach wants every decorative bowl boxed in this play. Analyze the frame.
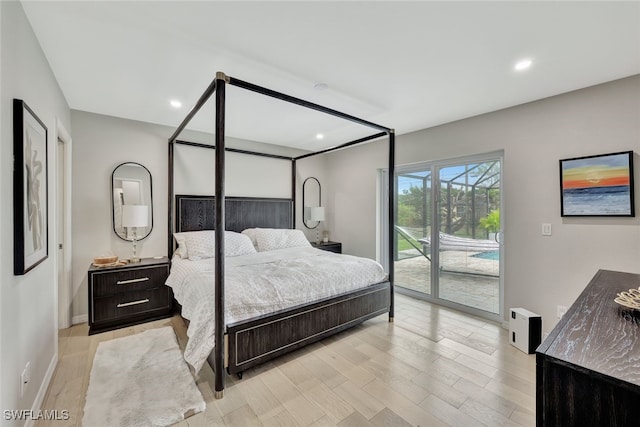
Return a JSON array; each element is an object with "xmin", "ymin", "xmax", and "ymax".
[
  {"xmin": 614, "ymin": 287, "xmax": 640, "ymax": 310},
  {"xmin": 93, "ymin": 255, "xmax": 118, "ymax": 265}
]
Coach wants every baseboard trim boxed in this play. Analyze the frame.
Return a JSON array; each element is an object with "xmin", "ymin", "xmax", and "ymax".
[
  {"xmin": 24, "ymin": 352, "xmax": 58, "ymax": 427},
  {"xmin": 72, "ymin": 314, "xmax": 88, "ymax": 325}
]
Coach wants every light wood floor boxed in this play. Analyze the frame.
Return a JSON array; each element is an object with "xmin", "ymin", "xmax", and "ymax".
[{"xmin": 37, "ymin": 294, "xmax": 535, "ymax": 426}]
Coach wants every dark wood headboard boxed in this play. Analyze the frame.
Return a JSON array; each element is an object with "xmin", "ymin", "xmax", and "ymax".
[{"xmin": 175, "ymin": 195, "xmax": 293, "ymax": 233}]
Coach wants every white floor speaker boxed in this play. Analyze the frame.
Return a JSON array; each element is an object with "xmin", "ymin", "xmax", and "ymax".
[{"xmin": 509, "ymin": 308, "xmax": 542, "ymax": 354}]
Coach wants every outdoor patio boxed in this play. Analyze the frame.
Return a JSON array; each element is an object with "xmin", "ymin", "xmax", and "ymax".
[{"xmin": 395, "ymin": 249, "xmax": 500, "ymax": 314}]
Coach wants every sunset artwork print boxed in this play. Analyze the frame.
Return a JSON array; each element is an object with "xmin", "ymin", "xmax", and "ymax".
[{"xmin": 560, "ymin": 151, "xmax": 634, "ymax": 217}]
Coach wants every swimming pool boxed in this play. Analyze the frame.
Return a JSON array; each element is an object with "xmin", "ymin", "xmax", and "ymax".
[{"xmin": 471, "ymin": 250, "xmax": 499, "ymax": 261}]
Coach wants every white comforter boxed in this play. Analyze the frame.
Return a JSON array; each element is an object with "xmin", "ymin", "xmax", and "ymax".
[{"xmin": 166, "ymin": 247, "xmax": 387, "ymax": 372}]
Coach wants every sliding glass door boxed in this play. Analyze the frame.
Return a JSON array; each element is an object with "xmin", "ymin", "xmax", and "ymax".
[
  {"xmin": 395, "ymin": 171, "xmax": 432, "ymax": 295},
  {"xmin": 391, "ymin": 153, "xmax": 503, "ymax": 318}
]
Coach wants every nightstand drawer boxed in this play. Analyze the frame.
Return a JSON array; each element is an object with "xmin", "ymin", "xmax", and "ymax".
[
  {"xmin": 91, "ymin": 265, "xmax": 169, "ymax": 297},
  {"xmin": 92, "ymin": 287, "xmax": 171, "ymax": 324},
  {"xmin": 88, "ymin": 257, "xmax": 173, "ymax": 335}
]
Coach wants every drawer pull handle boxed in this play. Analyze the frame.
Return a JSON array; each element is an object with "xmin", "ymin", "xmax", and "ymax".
[
  {"xmin": 117, "ymin": 298, "xmax": 150, "ymax": 308},
  {"xmin": 116, "ymin": 277, "xmax": 149, "ymax": 285}
]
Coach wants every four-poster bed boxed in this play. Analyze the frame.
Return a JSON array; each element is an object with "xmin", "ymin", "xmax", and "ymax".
[{"xmin": 168, "ymin": 72, "xmax": 395, "ymax": 398}]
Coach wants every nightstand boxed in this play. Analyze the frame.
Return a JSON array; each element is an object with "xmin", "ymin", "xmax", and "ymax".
[
  {"xmin": 311, "ymin": 241, "xmax": 342, "ymax": 254},
  {"xmin": 88, "ymin": 257, "xmax": 172, "ymax": 335}
]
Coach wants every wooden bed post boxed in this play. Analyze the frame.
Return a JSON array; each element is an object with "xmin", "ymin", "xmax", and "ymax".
[
  {"xmin": 292, "ymin": 159, "xmax": 297, "ymax": 228},
  {"xmin": 168, "ymin": 141, "xmax": 174, "ymax": 257},
  {"xmin": 214, "ymin": 71, "xmax": 227, "ymax": 399},
  {"xmin": 388, "ymin": 130, "xmax": 395, "ymax": 321}
]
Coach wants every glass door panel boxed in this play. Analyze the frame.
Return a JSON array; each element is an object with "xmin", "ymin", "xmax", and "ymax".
[
  {"xmin": 394, "ymin": 171, "xmax": 432, "ymax": 295},
  {"xmin": 437, "ymin": 161, "xmax": 501, "ymax": 314}
]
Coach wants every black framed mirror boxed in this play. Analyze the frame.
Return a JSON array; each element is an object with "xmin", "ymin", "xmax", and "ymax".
[
  {"xmin": 111, "ymin": 162, "xmax": 153, "ymax": 241},
  {"xmin": 302, "ymin": 177, "xmax": 323, "ymax": 229}
]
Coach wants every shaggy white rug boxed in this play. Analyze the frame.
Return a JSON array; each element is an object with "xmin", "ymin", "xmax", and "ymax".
[{"xmin": 83, "ymin": 327, "xmax": 205, "ymax": 427}]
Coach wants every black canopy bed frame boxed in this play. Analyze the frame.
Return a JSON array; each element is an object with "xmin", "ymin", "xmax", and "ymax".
[{"xmin": 168, "ymin": 72, "xmax": 395, "ymax": 399}]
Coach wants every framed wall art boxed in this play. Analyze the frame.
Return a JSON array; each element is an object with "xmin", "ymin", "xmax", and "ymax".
[
  {"xmin": 560, "ymin": 151, "xmax": 634, "ymax": 217},
  {"xmin": 13, "ymin": 99, "xmax": 49, "ymax": 275}
]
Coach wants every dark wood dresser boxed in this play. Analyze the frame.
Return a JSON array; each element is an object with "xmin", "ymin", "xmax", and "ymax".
[
  {"xmin": 311, "ymin": 241, "xmax": 342, "ymax": 254},
  {"xmin": 88, "ymin": 257, "xmax": 173, "ymax": 335},
  {"xmin": 536, "ymin": 269, "xmax": 640, "ymax": 426}
]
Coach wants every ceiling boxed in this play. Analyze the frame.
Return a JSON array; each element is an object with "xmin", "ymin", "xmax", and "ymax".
[{"xmin": 22, "ymin": 1, "xmax": 640, "ymax": 152}]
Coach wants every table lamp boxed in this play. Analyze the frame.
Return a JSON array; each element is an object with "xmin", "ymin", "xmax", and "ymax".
[
  {"xmin": 309, "ymin": 206, "xmax": 325, "ymax": 244},
  {"xmin": 122, "ymin": 205, "xmax": 148, "ymax": 263}
]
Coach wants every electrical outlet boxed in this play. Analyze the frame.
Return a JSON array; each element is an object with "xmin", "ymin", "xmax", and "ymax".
[
  {"xmin": 20, "ymin": 362, "xmax": 31, "ymax": 397},
  {"xmin": 557, "ymin": 305, "xmax": 567, "ymax": 319}
]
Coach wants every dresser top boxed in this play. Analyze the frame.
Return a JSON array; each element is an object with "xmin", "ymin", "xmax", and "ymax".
[
  {"xmin": 537, "ymin": 269, "xmax": 640, "ymax": 387},
  {"xmin": 88, "ymin": 256, "xmax": 169, "ymax": 272}
]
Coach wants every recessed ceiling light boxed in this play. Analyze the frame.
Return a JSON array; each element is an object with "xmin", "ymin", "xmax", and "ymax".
[
  {"xmin": 514, "ymin": 59, "xmax": 533, "ymax": 71},
  {"xmin": 316, "ymin": 133, "xmax": 324, "ymax": 140},
  {"xmin": 314, "ymin": 83, "xmax": 329, "ymax": 91},
  {"xmin": 170, "ymin": 99, "xmax": 182, "ymax": 108}
]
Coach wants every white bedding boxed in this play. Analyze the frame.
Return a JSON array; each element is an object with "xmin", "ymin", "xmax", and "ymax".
[{"xmin": 166, "ymin": 247, "xmax": 388, "ymax": 372}]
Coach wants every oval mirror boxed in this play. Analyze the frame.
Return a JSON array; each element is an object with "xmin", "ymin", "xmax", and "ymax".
[
  {"xmin": 112, "ymin": 162, "xmax": 153, "ymax": 241},
  {"xmin": 303, "ymin": 177, "xmax": 322, "ymax": 229}
]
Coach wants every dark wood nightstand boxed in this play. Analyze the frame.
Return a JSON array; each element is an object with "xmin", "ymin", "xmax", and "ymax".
[
  {"xmin": 311, "ymin": 241, "xmax": 342, "ymax": 254},
  {"xmin": 88, "ymin": 257, "xmax": 173, "ymax": 335}
]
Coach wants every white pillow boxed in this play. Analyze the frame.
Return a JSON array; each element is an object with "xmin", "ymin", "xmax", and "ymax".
[
  {"xmin": 173, "ymin": 230, "xmax": 256, "ymax": 260},
  {"xmin": 226, "ymin": 231, "xmax": 257, "ymax": 257},
  {"xmin": 254, "ymin": 228, "xmax": 311, "ymax": 252},
  {"xmin": 241, "ymin": 228, "xmax": 259, "ymax": 249},
  {"xmin": 173, "ymin": 232, "xmax": 190, "ymax": 259},
  {"xmin": 173, "ymin": 230, "xmax": 214, "ymax": 260}
]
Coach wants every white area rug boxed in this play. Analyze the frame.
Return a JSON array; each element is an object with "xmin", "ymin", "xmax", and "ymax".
[{"xmin": 83, "ymin": 326, "xmax": 205, "ymax": 427}]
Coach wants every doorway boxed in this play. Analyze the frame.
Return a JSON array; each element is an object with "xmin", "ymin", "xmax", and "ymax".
[
  {"xmin": 389, "ymin": 152, "xmax": 503, "ymax": 320},
  {"xmin": 56, "ymin": 120, "xmax": 72, "ymax": 329}
]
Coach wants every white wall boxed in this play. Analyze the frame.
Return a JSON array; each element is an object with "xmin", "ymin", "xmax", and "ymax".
[
  {"xmin": 325, "ymin": 142, "xmax": 387, "ymax": 258},
  {"xmin": 1, "ymin": 1, "xmax": 71, "ymax": 423},
  {"xmin": 70, "ymin": 110, "xmax": 325, "ymax": 321},
  {"xmin": 174, "ymin": 145, "xmax": 293, "ymax": 197},
  {"xmin": 326, "ymin": 75, "xmax": 640, "ymax": 332},
  {"xmin": 0, "ymin": 0, "xmax": 4, "ymax": 412}
]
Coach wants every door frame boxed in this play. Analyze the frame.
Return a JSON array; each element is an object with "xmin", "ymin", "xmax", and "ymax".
[
  {"xmin": 383, "ymin": 151, "xmax": 504, "ymax": 322},
  {"xmin": 55, "ymin": 118, "xmax": 73, "ymax": 329}
]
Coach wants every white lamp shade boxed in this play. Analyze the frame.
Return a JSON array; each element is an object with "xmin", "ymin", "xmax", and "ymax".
[
  {"xmin": 122, "ymin": 205, "xmax": 149, "ymax": 228},
  {"xmin": 309, "ymin": 206, "xmax": 325, "ymax": 222}
]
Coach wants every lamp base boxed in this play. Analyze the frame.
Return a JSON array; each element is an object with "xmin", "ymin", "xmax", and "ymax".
[{"xmin": 130, "ymin": 233, "xmax": 141, "ymax": 263}]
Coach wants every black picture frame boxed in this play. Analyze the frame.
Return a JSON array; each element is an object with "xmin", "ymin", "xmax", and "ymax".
[
  {"xmin": 13, "ymin": 99, "xmax": 49, "ymax": 275},
  {"xmin": 560, "ymin": 150, "xmax": 634, "ymax": 217}
]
